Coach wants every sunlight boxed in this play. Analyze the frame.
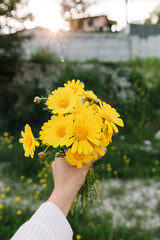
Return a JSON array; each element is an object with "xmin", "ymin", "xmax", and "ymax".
[{"xmin": 29, "ymin": 1, "xmax": 64, "ymax": 32}]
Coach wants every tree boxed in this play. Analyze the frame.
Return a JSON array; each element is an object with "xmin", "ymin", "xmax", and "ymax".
[
  {"xmin": 0, "ymin": 0, "xmax": 33, "ymax": 34},
  {"xmin": 0, "ymin": 0, "xmax": 33, "ymax": 77},
  {"xmin": 144, "ymin": 5, "xmax": 160, "ymax": 25},
  {"xmin": 61, "ymin": 0, "xmax": 92, "ymax": 20}
]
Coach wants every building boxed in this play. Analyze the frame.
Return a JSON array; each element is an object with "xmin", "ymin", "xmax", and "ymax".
[{"xmin": 69, "ymin": 15, "xmax": 117, "ymax": 32}]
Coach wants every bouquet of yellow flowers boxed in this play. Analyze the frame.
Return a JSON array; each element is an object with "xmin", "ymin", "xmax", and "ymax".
[{"xmin": 19, "ymin": 80, "xmax": 124, "ymax": 208}]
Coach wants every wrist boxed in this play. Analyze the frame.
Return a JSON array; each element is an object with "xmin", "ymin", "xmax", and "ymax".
[{"xmin": 47, "ymin": 186, "xmax": 77, "ymax": 217}]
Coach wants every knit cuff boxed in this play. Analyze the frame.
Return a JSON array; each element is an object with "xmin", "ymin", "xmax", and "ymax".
[{"xmin": 31, "ymin": 202, "xmax": 73, "ymax": 240}]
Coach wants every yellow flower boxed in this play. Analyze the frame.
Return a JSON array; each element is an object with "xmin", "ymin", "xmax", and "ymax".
[
  {"xmin": 152, "ymin": 168, "xmax": 156, "ymax": 172},
  {"xmin": 114, "ymin": 170, "xmax": 118, "ymax": 175},
  {"xmin": 10, "ymin": 136, "xmax": 14, "ymax": 141},
  {"xmin": 76, "ymin": 234, "xmax": 81, "ymax": 240},
  {"xmin": 20, "ymin": 175, "xmax": 25, "ymax": 180},
  {"xmin": 65, "ymin": 149, "xmax": 93, "ymax": 168},
  {"xmin": 39, "ymin": 178, "xmax": 47, "ymax": 183},
  {"xmin": 36, "ymin": 190, "xmax": 40, "ymax": 195},
  {"xmin": 68, "ymin": 113, "xmax": 101, "ymax": 155},
  {"xmin": 95, "ymin": 179, "xmax": 100, "ymax": 183},
  {"xmin": 83, "ymin": 90, "xmax": 97, "ymax": 101},
  {"xmin": 46, "ymin": 87, "xmax": 79, "ymax": 114},
  {"xmin": 3, "ymin": 132, "xmax": 9, "ymax": 137},
  {"xmin": 72, "ymin": 97, "xmax": 90, "ymax": 116},
  {"xmin": 27, "ymin": 178, "xmax": 33, "ymax": 184},
  {"xmin": 111, "ymin": 146, "xmax": 116, "ymax": 150},
  {"xmin": 15, "ymin": 197, "xmax": 21, "ymax": 202},
  {"xmin": 5, "ymin": 187, "xmax": 11, "ymax": 191},
  {"xmin": 124, "ymin": 158, "xmax": 130, "ymax": 164},
  {"xmin": 107, "ymin": 166, "xmax": 112, "ymax": 171},
  {"xmin": 42, "ymin": 183, "xmax": 47, "ymax": 188},
  {"xmin": 101, "ymin": 125, "xmax": 112, "ymax": 147},
  {"xmin": 19, "ymin": 124, "xmax": 39, "ymax": 158},
  {"xmin": 40, "ymin": 115, "xmax": 74, "ymax": 148},
  {"xmin": 17, "ymin": 210, "xmax": 22, "ymax": 215},
  {"xmin": 34, "ymin": 195, "xmax": 38, "ymax": 199},
  {"xmin": 64, "ymin": 79, "xmax": 84, "ymax": 95},
  {"xmin": 0, "ymin": 204, "xmax": 3, "ymax": 209},
  {"xmin": 0, "ymin": 193, "xmax": 6, "ymax": 199},
  {"xmin": 89, "ymin": 142, "xmax": 106, "ymax": 160},
  {"xmin": 155, "ymin": 160, "xmax": 159, "ymax": 165},
  {"xmin": 98, "ymin": 102, "xmax": 124, "ymax": 134},
  {"xmin": 8, "ymin": 144, "xmax": 13, "ymax": 149},
  {"xmin": 0, "ymin": 216, "xmax": 3, "ymax": 221}
]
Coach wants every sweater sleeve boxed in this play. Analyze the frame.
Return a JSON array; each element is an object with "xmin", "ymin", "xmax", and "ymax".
[{"xmin": 11, "ymin": 202, "xmax": 73, "ymax": 240}]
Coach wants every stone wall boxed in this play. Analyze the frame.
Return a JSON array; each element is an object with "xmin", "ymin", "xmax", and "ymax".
[{"xmin": 23, "ymin": 28, "xmax": 160, "ymax": 62}]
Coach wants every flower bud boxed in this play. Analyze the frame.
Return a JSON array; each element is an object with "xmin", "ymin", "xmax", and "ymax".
[
  {"xmin": 38, "ymin": 152, "xmax": 47, "ymax": 159},
  {"xmin": 43, "ymin": 103, "xmax": 47, "ymax": 107},
  {"xmin": 94, "ymin": 98, "xmax": 99, "ymax": 104},
  {"xmin": 34, "ymin": 97, "xmax": 41, "ymax": 104},
  {"xmin": 89, "ymin": 167, "xmax": 92, "ymax": 173}
]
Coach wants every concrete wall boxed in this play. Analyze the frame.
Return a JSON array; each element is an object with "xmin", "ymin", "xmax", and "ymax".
[{"xmin": 23, "ymin": 29, "xmax": 160, "ymax": 62}]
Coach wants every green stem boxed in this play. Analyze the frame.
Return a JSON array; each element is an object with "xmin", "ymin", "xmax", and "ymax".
[
  {"xmin": 40, "ymin": 97, "xmax": 48, "ymax": 101},
  {"xmin": 93, "ymin": 182, "xmax": 100, "ymax": 203},
  {"xmin": 35, "ymin": 138, "xmax": 40, "ymax": 140},
  {"xmin": 71, "ymin": 203, "xmax": 74, "ymax": 216},
  {"xmin": 44, "ymin": 145, "xmax": 50, "ymax": 153}
]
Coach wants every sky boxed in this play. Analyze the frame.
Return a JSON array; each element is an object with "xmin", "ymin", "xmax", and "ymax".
[{"xmin": 27, "ymin": 0, "xmax": 160, "ymax": 31}]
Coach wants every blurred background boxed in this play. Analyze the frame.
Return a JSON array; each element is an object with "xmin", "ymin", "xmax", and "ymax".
[{"xmin": 1, "ymin": 0, "xmax": 160, "ymax": 239}]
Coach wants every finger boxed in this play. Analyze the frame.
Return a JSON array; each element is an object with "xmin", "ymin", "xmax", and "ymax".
[
  {"xmin": 90, "ymin": 147, "xmax": 107, "ymax": 165},
  {"xmin": 52, "ymin": 161, "xmax": 55, "ymax": 170},
  {"xmin": 82, "ymin": 147, "xmax": 107, "ymax": 171}
]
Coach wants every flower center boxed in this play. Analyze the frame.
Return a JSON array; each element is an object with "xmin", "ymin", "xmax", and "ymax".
[
  {"xmin": 58, "ymin": 98, "xmax": 69, "ymax": 108},
  {"xmin": 26, "ymin": 136, "xmax": 32, "ymax": 147},
  {"xmin": 74, "ymin": 126, "xmax": 88, "ymax": 140},
  {"xmin": 104, "ymin": 113, "xmax": 113, "ymax": 122},
  {"xmin": 74, "ymin": 152, "xmax": 84, "ymax": 160},
  {"xmin": 56, "ymin": 126, "xmax": 65, "ymax": 137}
]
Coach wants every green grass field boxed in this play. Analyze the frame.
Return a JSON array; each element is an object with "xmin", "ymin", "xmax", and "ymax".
[{"xmin": 0, "ymin": 127, "xmax": 160, "ymax": 240}]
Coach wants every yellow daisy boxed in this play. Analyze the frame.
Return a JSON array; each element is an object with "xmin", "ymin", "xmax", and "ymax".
[
  {"xmin": 67, "ymin": 113, "xmax": 101, "ymax": 155},
  {"xmin": 39, "ymin": 120, "xmax": 52, "ymax": 145},
  {"xmin": 98, "ymin": 102, "xmax": 124, "ymax": 134},
  {"xmin": 83, "ymin": 90, "xmax": 97, "ymax": 101},
  {"xmin": 46, "ymin": 87, "xmax": 78, "ymax": 114},
  {"xmin": 101, "ymin": 125, "xmax": 112, "ymax": 146},
  {"xmin": 72, "ymin": 97, "xmax": 90, "ymax": 115},
  {"xmin": 89, "ymin": 142, "xmax": 106, "ymax": 160},
  {"xmin": 40, "ymin": 115, "xmax": 74, "ymax": 148},
  {"xmin": 65, "ymin": 149, "xmax": 93, "ymax": 168},
  {"xmin": 64, "ymin": 79, "xmax": 84, "ymax": 95},
  {"xmin": 19, "ymin": 124, "xmax": 39, "ymax": 158}
]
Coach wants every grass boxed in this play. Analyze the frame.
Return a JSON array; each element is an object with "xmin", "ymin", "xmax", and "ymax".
[
  {"xmin": 1, "ymin": 57, "xmax": 160, "ymax": 239},
  {"xmin": 0, "ymin": 128, "xmax": 160, "ymax": 239}
]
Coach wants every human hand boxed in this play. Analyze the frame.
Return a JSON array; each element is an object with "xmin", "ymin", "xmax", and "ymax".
[{"xmin": 47, "ymin": 147, "xmax": 107, "ymax": 216}]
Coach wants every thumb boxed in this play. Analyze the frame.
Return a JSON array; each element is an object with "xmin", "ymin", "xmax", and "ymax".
[{"xmin": 90, "ymin": 147, "xmax": 107, "ymax": 165}]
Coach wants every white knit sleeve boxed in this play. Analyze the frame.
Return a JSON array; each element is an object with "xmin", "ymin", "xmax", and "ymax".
[{"xmin": 11, "ymin": 202, "xmax": 73, "ymax": 240}]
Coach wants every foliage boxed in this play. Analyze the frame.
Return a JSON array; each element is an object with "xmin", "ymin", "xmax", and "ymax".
[
  {"xmin": 0, "ymin": 0, "xmax": 33, "ymax": 34},
  {"xmin": 0, "ymin": 58, "xmax": 160, "ymax": 240},
  {"xmin": 0, "ymin": 33, "xmax": 22, "ymax": 77},
  {"xmin": 0, "ymin": 0, "xmax": 33, "ymax": 79},
  {"xmin": 60, "ymin": 0, "xmax": 92, "ymax": 19},
  {"xmin": 144, "ymin": 5, "xmax": 160, "ymax": 25},
  {"xmin": 31, "ymin": 48, "xmax": 58, "ymax": 65}
]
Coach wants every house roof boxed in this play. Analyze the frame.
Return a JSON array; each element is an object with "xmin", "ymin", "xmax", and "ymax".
[{"xmin": 68, "ymin": 15, "xmax": 117, "ymax": 25}]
